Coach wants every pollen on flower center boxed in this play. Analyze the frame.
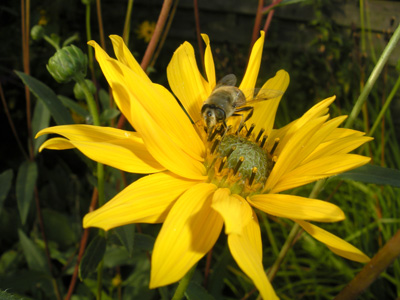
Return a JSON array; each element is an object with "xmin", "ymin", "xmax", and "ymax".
[{"xmin": 203, "ymin": 124, "xmax": 278, "ymax": 197}]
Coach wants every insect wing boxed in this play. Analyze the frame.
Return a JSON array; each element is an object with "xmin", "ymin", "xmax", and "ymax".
[
  {"xmin": 214, "ymin": 74, "xmax": 237, "ymax": 89},
  {"xmin": 240, "ymin": 88, "xmax": 284, "ymax": 106}
]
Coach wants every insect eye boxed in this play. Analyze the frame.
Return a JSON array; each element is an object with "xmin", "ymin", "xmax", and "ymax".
[
  {"xmin": 215, "ymin": 109, "xmax": 225, "ymax": 121},
  {"xmin": 207, "ymin": 111, "xmax": 213, "ymax": 117}
]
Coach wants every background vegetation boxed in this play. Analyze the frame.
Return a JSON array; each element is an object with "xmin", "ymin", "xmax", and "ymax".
[{"xmin": 0, "ymin": 0, "xmax": 399, "ymax": 299}]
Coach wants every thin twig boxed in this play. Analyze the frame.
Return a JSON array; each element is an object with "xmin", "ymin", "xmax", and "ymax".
[
  {"xmin": 193, "ymin": 0, "xmax": 204, "ymax": 72},
  {"xmin": 118, "ymin": 0, "xmax": 174, "ymax": 129},
  {"xmin": 64, "ymin": 188, "xmax": 98, "ymax": 300},
  {"xmin": 249, "ymin": 0, "xmax": 264, "ymax": 52},
  {"xmin": 0, "ymin": 82, "xmax": 28, "ymax": 160},
  {"xmin": 96, "ymin": 0, "xmax": 106, "ymax": 49},
  {"xmin": 334, "ymin": 229, "xmax": 400, "ymax": 300}
]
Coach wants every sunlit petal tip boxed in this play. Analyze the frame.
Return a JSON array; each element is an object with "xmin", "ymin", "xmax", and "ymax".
[
  {"xmin": 212, "ymin": 189, "xmax": 252, "ymax": 235},
  {"xmin": 249, "ymin": 194, "xmax": 346, "ymax": 222},
  {"xmin": 296, "ymin": 220, "xmax": 371, "ymax": 263},
  {"xmin": 201, "ymin": 33, "xmax": 210, "ymax": 43}
]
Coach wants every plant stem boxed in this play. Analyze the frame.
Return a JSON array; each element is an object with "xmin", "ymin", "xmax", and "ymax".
[
  {"xmin": 122, "ymin": 0, "xmax": 134, "ymax": 44},
  {"xmin": 368, "ymin": 74, "xmax": 400, "ymax": 137},
  {"xmin": 345, "ymin": 22, "xmax": 400, "ymax": 129},
  {"xmin": 96, "ymin": 0, "xmax": 106, "ymax": 49},
  {"xmin": 85, "ymin": 1, "xmax": 94, "ymax": 75},
  {"xmin": 266, "ymin": 223, "xmax": 300, "ymax": 282},
  {"xmin": 171, "ymin": 264, "xmax": 197, "ymax": 300},
  {"xmin": 334, "ymin": 229, "xmax": 400, "ymax": 300},
  {"xmin": 43, "ymin": 35, "xmax": 60, "ymax": 50},
  {"xmin": 266, "ymin": 180, "xmax": 325, "ymax": 283}
]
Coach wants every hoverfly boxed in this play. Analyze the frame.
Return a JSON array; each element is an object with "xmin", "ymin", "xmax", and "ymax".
[{"xmin": 201, "ymin": 74, "xmax": 283, "ymax": 131}]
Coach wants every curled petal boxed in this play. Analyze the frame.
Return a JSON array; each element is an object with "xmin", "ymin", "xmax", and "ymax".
[
  {"xmin": 212, "ymin": 188, "xmax": 252, "ymax": 235},
  {"xmin": 150, "ymin": 183, "xmax": 223, "ymax": 288},
  {"xmin": 37, "ymin": 125, "xmax": 164, "ymax": 173},
  {"xmin": 109, "ymin": 35, "xmax": 150, "ymax": 83},
  {"xmin": 249, "ymin": 194, "xmax": 345, "ymax": 222},
  {"xmin": 295, "ymin": 219, "xmax": 370, "ymax": 263},
  {"xmin": 83, "ymin": 172, "xmax": 200, "ymax": 230},
  {"xmin": 88, "ymin": 40, "xmax": 135, "ymax": 124},
  {"xmin": 112, "ymin": 82, "xmax": 207, "ymax": 180},
  {"xmin": 167, "ymin": 41, "xmax": 210, "ymax": 124},
  {"xmin": 239, "ymin": 31, "xmax": 265, "ymax": 97},
  {"xmin": 250, "ymin": 70, "xmax": 290, "ymax": 136},
  {"xmin": 228, "ymin": 211, "xmax": 279, "ymax": 300},
  {"xmin": 201, "ymin": 33, "xmax": 216, "ymax": 90}
]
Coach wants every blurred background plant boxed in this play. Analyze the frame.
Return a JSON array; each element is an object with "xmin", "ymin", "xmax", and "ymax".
[{"xmin": 0, "ymin": 0, "xmax": 400, "ymax": 299}]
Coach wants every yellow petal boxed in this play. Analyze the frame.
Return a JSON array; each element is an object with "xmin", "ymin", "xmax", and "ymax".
[
  {"xmin": 83, "ymin": 172, "xmax": 200, "ymax": 230},
  {"xmin": 88, "ymin": 40, "xmax": 134, "ymax": 124},
  {"xmin": 167, "ymin": 41, "xmax": 210, "ymax": 124},
  {"xmin": 239, "ymin": 31, "xmax": 265, "ymax": 97},
  {"xmin": 211, "ymin": 188, "xmax": 252, "ymax": 235},
  {"xmin": 272, "ymin": 154, "xmax": 371, "ymax": 193},
  {"xmin": 303, "ymin": 135, "xmax": 373, "ymax": 164},
  {"xmin": 295, "ymin": 220, "xmax": 370, "ymax": 263},
  {"xmin": 90, "ymin": 39, "xmax": 206, "ymax": 162},
  {"xmin": 37, "ymin": 125, "xmax": 165, "ymax": 173},
  {"xmin": 228, "ymin": 211, "xmax": 279, "ymax": 300},
  {"xmin": 265, "ymin": 116, "xmax": 328, "ymax": 191},
  {"xmin": 99, "ymin": 55, "xmax": 205, "ymax": 163},
  {"xmin": 39, "ymin": 137, "xmax": 75, "ymax": 150},
  {"xmin": 250, "ymin": 70, "xmax": 290, "ymax": 135},
  {"xmin": 248, "ymin": 194, "xmax": 345, "ymax": 222},
  {"xmin": 150, "ymin": 183, "xmax": 223, "ymax": 288},
  {"xmin": 201, "ymin": 33, "xmax": 216, "ymax": 90},
  {"xmin": 284, "ymin": 96, "xmax": 336, "ymax": 141},
  {"xmin": 112, "ymin": 83, "xmax": 207, "ymax": 180},
  {"xmin": 109, "ymin": 35, "xmax": 150, "ymax": 83}
]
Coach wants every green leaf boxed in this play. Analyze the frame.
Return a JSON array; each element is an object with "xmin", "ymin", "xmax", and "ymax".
[
  {"xmin": 15, "ymin": 71, "xmax": 74, "ymax": 125},
  {"xmin": 16, "ymin": 161, "xmax": 38, "ymax": 224},
  {"xmin": 18, "ymin": 229, "xmax": 49, "ymax": 273},
  {"xmin": 42, "ymin": 209, "xmax": 77, "ymax": 247},
  {"xmin": 100, "ymin": 108, "xmax": 120, "ymax": 122},
  {"xmin": 0, "ymin": 290, "xmax": 27, "ymax": 300},
  {"xmin": 186, "ymin": 282, "xmax": 216, "ymax": 300},
  {"xmin": 335, "ymin": 164, "xmax": 400, "ymax": 187},
  {"xmin": 115, "ymin": 224, "xmax": 135, "ymax": 257},
  {"xmin": 58, "ymin": 95, "xmax": 89, "ymax": 119},
  {"xmin": 134, "ymin": 233, "xmax": 155, "ymax": 251},
  {"xmin": 79, "ymin": 235, "xmax": 106, "ymax": 280},
  {"xmin": 0, "ymin": 169, "xmax": 13, "ymax": 214},
  {"xmin": 32, "ymin": 99, "xmax": 51, "ymax": 155}
]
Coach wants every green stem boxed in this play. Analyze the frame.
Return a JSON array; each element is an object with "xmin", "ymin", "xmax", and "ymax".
[
  {"xmin": 345, "ymin": 22, "xmax": 400, "ymax": 129},
  {"xmin": 96, "ymin": 259, "xmax": 105, "ymax": 300},
  {"xmin": 85, "ymin": 2, "xmax": 94, "ymax": 75},
  {"xmin": 122, "ymin": 0, "xmax": 134, "ymax": 44},
  {"xmin": 43, "ymin": 35, "xmax": 60, "ymax": 50},
  {"xmin": 75, "ymin": 76, "xmax": 105, "ymax": 300},
  {"xmin": 265, "ymin": 180, "xmax": 325, "ymax": 284},
  {"xmin": 266, "ymin": 223, "xmax": 300, "ymax": 282},
  {"xmin": 171, "ymin": 264, "xmax": 197, "ymax": 300},
  {"xmin": 368, "ymin": 74, "xmax": 400, "ymax": 137}
]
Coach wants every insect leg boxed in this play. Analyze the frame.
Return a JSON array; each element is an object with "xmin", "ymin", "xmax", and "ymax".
[{"xmin": 234, "ymin": 106, "xmax": 254, "ymax": 132}]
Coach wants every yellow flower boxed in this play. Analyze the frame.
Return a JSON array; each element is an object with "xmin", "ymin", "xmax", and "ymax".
[
  {"xmin": 136, "ymin": 20, "xmax": 156, "ymax": 43},
  {"xmin": 36, "ymin": 32, "xmax": 372, "ymax": 300}
]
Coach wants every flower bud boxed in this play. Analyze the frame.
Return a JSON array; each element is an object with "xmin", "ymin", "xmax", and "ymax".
[
  {"xmin": 74, "ymin": 79, "xmax": 96, "ymax": 100},
  {"xmin": 31, "ymin": 25, "xmax": 45, "ymax": 41},
  {"xmin": 47, "ymin": 45, "xmax": 87, "ymax": 83}
]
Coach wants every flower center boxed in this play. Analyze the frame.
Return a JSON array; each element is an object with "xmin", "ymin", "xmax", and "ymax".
[{"xmin": 203, "ymin": 124, "xmax": 279, "ymax": 197}]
